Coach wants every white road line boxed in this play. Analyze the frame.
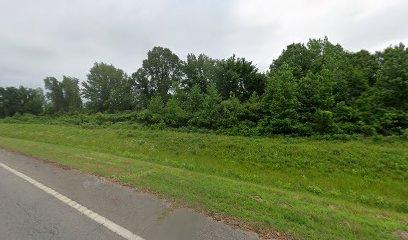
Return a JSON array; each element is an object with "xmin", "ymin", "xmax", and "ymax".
[{"xmin": 0, "ymin": 162, "xmax": 144, "ymax": 240}]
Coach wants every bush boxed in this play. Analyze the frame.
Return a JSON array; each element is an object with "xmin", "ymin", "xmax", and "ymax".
[
  {"xmin": 313, "ymin": 110, "xmax": 337, "ymax": 134},
  {"xmin": 306, "ymin": 185, "xmax": 323, "ymax": 194}
]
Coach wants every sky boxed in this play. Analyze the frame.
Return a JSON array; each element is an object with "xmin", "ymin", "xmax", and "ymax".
[{"xmin": 1, "ymin": 0, "xmax": 407, "ymax": 89}]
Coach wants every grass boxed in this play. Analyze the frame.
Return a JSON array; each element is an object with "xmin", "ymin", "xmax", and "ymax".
[{"xmin": 0, "ymin": 123, "xmax": 407, "ymax": 239}]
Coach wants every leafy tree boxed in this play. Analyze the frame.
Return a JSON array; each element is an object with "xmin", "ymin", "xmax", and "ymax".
[
  {"xmin": 215, "ymin": 55, "xmax": 266, "ymax": 101},
  {"xmin": 44, "ymin": 76, "xmax": 64, "ymax": 113},
  {"xmin": 350, "ymin": 50, "xmax": 379, "ymax": 88},
  {"xmin": 374, "ymin": 44, "xmax": 408, "ymax": 111},
  {"xmin": 44, "ymin": 76, "xmax": 82, "ymax": 113},
  {"xmin": 320, "ymin": 41, "xmax": 351, "ymax": 103},
  {"xmin": 138, "ymin": 95, "xmax": 165, "ymax": 124},
  {"xmin": 313, "ymin": 110, "xmax": 336, "ymax": 134},
  {"xmin": 261, "ymin": 64, "xmax": 300, "ymax": 134},
  {"xmin": 61, "ymin": 76, "xmax": 82, "ymax": 112},
  {"xmin": 270, "ymin": 38, "xmax": 359, "ymax": 104},
  {"xmin": 183, "ymin": 54, "xmax": 217, "ymax": 93},
  {"xmin": 300, "ymin": 69, "xmax": 335, "ymax": 111},
  {"xmin": 108, "ymin": 76, "xmax": 135, "ymax": 112},
  {"xmin": 164, "ymin": 92, "xmax": 189, "ymax": 127},
  {"xmin": 198, "ymin": 83, "xmax": 222, "ymax": 128},
  {"xmin": 218, "ymin": 94, "xmax": 243, "ymax": 129},
  {"xmin": 82, "ymin": 62, "xmax": 132, "ymax": 112},
  {"xmin": 0, "ymin": 87, "xmax": 5, "ymax": 117},
  {"xmin": 184, "ymin": 84, "xmax": 205, "ymax": 126},
  {"xmin": 241, "ymin": 92, "xmax": 263, "ymax": 126},
  {"xmin": 270, "ymin": 42, "xmax": 312, "ymax": 79},
  {"xmin": 18, "ymin": 87, "xmax": 45, "ymax": 115},
  {"xmin": 135, "ymin": 47, "xmax": 183, "ymax": 102},
  {"xmin": 0, "ymin": 87, "xmax": 18, "ymax": 117},
  {"xmin": 186, "ymin": 85, "xmax": 204, "ymax": 114},
  {"xmin": 357, "ymin": 44, "xmax": 408, "ymax": 134},
  {"xmin": 270, "ymin": 38, "xmax": 330, "ymax": 79},
  {"xmin": 0, "ymin": 86, "xmax": 44, "ymax": 117},
  {"xmin": 132, "ymin": 68, "xmax": 152, "ymax": 109}
]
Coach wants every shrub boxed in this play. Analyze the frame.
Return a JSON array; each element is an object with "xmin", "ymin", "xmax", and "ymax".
[{"xmin": 306, "ymin": 185, "xmax": 323, "ymax": 194}]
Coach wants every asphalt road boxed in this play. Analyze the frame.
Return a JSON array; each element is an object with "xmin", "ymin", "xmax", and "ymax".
[{"xmin": 0, "ymin": 149, "xmax": 259, "ymax": 240}]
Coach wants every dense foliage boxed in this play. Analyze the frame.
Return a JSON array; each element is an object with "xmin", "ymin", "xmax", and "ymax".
[
  {"xmin": 44, "ymin": 76, "xmax": 82, "ymax": 113},
  {"xmin": 0, "ymin": 86, "xmax": 44, "ymax": 117},
  {"xmin": 1, "ymin": 38, "xmax": 407, "ymax": 136}
]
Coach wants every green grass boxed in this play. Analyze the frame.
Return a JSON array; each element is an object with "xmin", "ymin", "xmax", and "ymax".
[{"xmin": 0, "ymin": 123, "xmax": 407, "ymax": 239}]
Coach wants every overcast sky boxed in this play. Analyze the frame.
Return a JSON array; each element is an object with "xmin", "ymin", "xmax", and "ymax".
[{"xmin": 1, "ymin": 0, "xmax": 407, "ymax": 89}]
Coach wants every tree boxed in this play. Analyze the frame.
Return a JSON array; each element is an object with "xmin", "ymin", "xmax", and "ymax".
[
  {"xmin": 270, "ymin": 42, "xmax": 312, "ymax": 79},
  {"xmin": 0, "ymin": 87, "xmax": 18, "ymax": 117},
  {"xmin": 0, "ymin": 86, "xmax": 44, "ymax": 117},
  {"xmin": 138, "ymin": 95, "xmax": 165, "ymax": 124},
  {"xmin": 319, "ymin": 40, "xmax": 354, "ymax": 104},
  {"xmin": 18, "ymin": 87, "xmax": 45, "ymax": 115},
  {"xmin": 269, "ymin": 38, "xmax": 331, "ymax": 80},
  {"xmin": 0, "ymin": 87, "xmax": 4, "ymax": 117},
  {"xmin": 61, "ymin": 76, "xmax": 82, "ymax": 112},
  {"xmin": 374, "ymin": 44, "xmax": 408, "ymax": 111},
  {"xmin": 134, "ymin": 47, "xmax": 183, "ymax": 102},
  {"xmin": 44, "ymin": 76, "xmax": 82, "ymax": 113},
  {"xmin": 186, "ymin": 85, "xmax": 204, "ymax": 114},
  {"xmin": 260, "ymin": 64, "xmax": 300, "ymax": 134},
  {"xmin": 298, "ymin": 70, "xmax": 335, "ymax": 114},
  {"xmin": 44, "ymin": 76, "xmax": 64, "ymax": 113},
  {"xmin": 163, "ymin": 90, "xmax": 189, "ymax": 127},
  {"xmin": 198, "ymin": 83, "xmax": 222, "ymax": 128},
  {"xmin": 350, "ymin": 50, "xmax": 379, "ymax": 88},
  {"xmin": 357, "ymin": 44, "xmax": 408, "ymax": 134},
  {"xmin": 183, "ymin": 53, "xmax": 217, "ymax": 93},
  {"xmin": 215, "ymin": 55, "xmax": 266, "ymax": 101},
  {"xmin": 82, "ymin": 62, "xmax": 132, "ymax": 112},
  {"xmin": 218, "ymin": 94, "xmax": 243, "ymax": 129},
  {"xmin": 132, "ymin": 68, "xmax": 152, "ymax": 109},
  {"xmin": 108, "ymin": 76, "xmax": 135, "ymax": 112},
  {"xmin": 296, "ymin": 70, "xmax": 336, "ymax": 133}
]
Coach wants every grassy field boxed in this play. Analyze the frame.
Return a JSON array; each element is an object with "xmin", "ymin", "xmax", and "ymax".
[{"xmin": 0, "ymin": 123, "xmax": 407, "ymax": 239}]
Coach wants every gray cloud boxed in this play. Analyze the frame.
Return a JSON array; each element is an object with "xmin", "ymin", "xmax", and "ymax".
[{"xmin": 0, "ymin": 0, "xmax": 407, "ymax": 88}]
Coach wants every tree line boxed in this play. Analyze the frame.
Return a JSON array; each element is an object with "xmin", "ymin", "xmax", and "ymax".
[{"xmin": 1, "ymin": 38, "xmax": 407, "ymax": 135}]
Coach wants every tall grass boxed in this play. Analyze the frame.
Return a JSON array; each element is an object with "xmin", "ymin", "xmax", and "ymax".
[
  {"xmin": 0, "ymin": 123, "xmax": 406, "ymax": 212},
  {"xmin": 0, "ymin": 122, "xmax": 407, "ymax": 239}
]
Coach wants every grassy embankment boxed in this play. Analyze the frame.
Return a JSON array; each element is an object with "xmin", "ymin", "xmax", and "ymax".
[{"xmin": 0, "ymin": 123, "xmax": 406, "ymax": 240}]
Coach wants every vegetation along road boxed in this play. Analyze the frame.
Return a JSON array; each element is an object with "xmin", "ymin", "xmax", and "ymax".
[
  {"xmin": 0, "ymin": 123, "xmax": 406, "ymax": 240},
  {"xmin": 1, "ymin": 39, "xmax": 407, "ymax": 239}
]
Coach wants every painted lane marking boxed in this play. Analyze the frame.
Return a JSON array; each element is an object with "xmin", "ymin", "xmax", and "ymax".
[{"xmin": 0, "ymin": 162, "xmax": 144, "ymax": 240}]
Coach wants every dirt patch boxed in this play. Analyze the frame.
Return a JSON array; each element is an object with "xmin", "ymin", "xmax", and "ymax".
[{"xmin": 396, "ymin": 231, "xmax": 408, "ymax": 240}]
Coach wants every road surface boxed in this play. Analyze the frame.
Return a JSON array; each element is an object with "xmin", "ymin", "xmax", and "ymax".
[{"xmin": 0, "ymin": 149, "xmax": 259, "ymax": 240}]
